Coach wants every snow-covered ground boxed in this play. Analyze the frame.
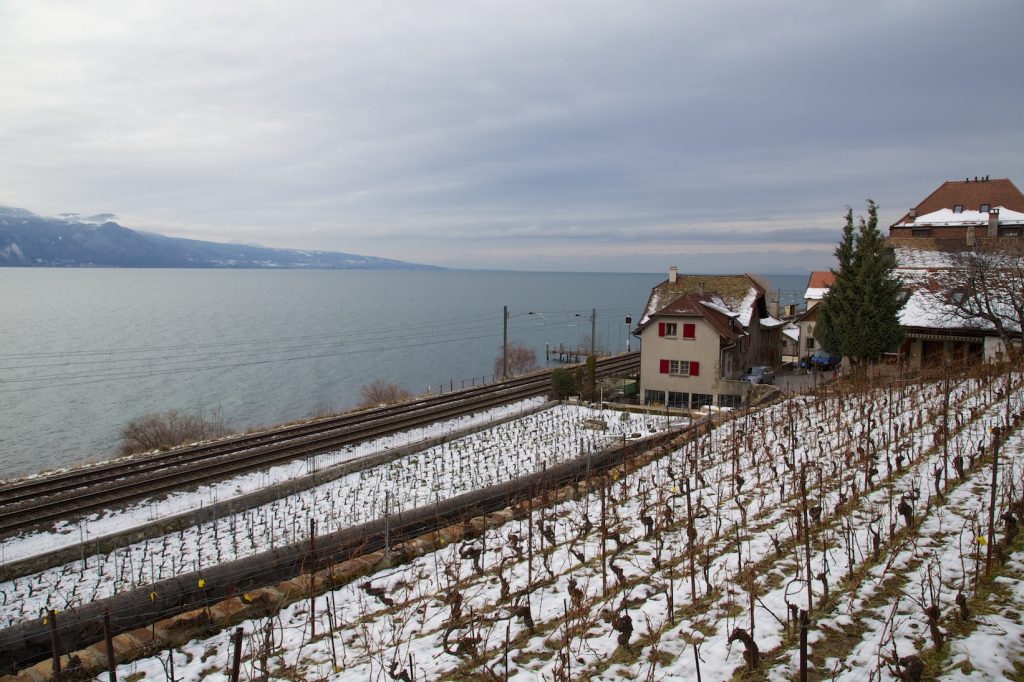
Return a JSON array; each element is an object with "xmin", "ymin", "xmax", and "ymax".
[
  {"xmin": 0, "ymin": 401, "xmax": 682, "ymax": 628},
  {"xmin": 86, "ymin": 369, "xmax": 1024, "ymax": 681},
  {"xmin": 0, "ymin": 398, "xmax": 549, "ymax": 566}
]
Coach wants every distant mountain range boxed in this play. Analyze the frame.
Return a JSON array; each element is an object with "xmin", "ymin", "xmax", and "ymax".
[{"xmin": 0, "ymin": 206, "xmax": 441, "ymax": 270}]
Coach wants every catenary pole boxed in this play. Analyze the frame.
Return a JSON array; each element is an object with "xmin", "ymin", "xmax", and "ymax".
[{"xmin": 502, "ymin": 306, "xmax": 509, "ymax": 379}]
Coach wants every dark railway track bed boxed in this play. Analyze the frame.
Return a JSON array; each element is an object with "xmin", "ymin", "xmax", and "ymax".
[{"xmin": 0, "ymin": 354, "xmax": 639, "ymax": 541}]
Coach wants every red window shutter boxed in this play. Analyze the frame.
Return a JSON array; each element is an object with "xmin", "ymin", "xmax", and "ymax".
[
  {"xmin": 683, "ymin": 323, "xmax": 695, "ymax": 339},
  {"xmin": 659, "ymin": 359, "xmax": 670, "ymax": 374},
  {"xmin": 690, "ymin": 361, "xmax": 700, "ymax": 376},
  {"xmin": 658, "ymin": 322, "xmax": 665, "ymax": 337}
]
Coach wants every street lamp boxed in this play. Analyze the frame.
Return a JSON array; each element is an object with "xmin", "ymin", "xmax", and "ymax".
[{"xmin": 625, "ymin": 314, "xmax": 632, "ymax": 352}]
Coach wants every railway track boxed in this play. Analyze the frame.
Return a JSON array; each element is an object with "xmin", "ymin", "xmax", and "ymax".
[
  {"xmin": 0, "ymin": 352, "xmax": 639, "ymax": 537},
  {"xmin": 0, "ymin": 424, "xmax": 676, "ymax": 675}
]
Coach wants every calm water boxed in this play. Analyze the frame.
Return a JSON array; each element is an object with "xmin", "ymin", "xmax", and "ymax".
[{"xmin": 0, "ymin": 269, "xmax": 808, "ymax": 477}]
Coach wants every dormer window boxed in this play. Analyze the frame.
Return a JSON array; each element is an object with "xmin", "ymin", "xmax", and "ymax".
[
  {"xmin": 980, "ymin": 203, "xmax": 990, "ymax": 213},
  {"xmin": 953, "ymin": 204, "xmax": 963, "ymax": 214}
]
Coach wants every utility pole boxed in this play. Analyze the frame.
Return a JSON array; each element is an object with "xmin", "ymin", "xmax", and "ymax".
[
  {"xmin": 502, "ymin": 305, "xmax": 509, "ymax": 380},
  {"xmin": 625, "ymin": 314, "xmax": 632, "ymax": 352},
  {"xmin": 591, "ymin": 308, "xmax": 596, "ymax": 355}
]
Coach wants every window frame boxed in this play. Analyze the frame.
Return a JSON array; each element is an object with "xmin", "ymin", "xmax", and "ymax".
[
  {"xmin": 644, "ymin": 389, "xmax": 666, "ymax": 405},
  {"xmin": 667, "ymin": 391, "xmax": 689, "ymax": 408},
  {"xmin": 669, "ymin": 359, "xmax": 690, "ymax": 376}
]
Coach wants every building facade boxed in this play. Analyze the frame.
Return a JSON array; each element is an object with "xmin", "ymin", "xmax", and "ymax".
[
  {"xmin": 634, "ymin": 267, "xmax": 783, "ymax": 408},
  {"xmin": 888, "ymin": 177, "xmax": 1024, "ymax": 368}
]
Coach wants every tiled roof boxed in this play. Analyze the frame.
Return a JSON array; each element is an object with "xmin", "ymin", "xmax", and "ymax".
[
  {"xmin": 637, "ymin": 273, "xmax": 764, "ymax": 328},
  {"xmin": 804, "ymin": 270, "xmax": 835, "ymax": 300},
  {"xmin": 893, "ymin": 178, "xmax": 1024, "ymax": 227},
  {"xmin": 645, "ymin": 292, "xmax": 743, "ymax": 341},
  {"xmin": 807, "ymin": 271, "xmax": 835, "ymax": 289}
]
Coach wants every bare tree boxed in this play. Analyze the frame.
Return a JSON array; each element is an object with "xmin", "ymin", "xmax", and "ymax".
[
  {"xmin": 118, "ymin": 408, "xmax": 229, "ymax": 456},
  {"xmin": 359, "ymin": 380, "xmax": 412, "ymax": 408},
  {"xmin": 932, "ymin": 239, "xmax": 1024, "ymax": 360},
  {"xmin": 494, "ymin": 342, "xmax": 538, "ymax": 378}
]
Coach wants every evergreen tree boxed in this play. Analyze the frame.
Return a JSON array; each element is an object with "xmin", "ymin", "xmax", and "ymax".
[{"xmin": 816, "ymin": 200, "xmax": 905, "ymax": 366}]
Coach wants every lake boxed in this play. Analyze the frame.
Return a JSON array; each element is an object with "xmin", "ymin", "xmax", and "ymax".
[{"xmin": 0, "ymin": 269, "xmax": 809, "ymax": 477}]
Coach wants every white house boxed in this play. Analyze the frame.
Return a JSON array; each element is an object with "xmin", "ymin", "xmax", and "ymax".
[{"xmin": 634, "ymin": 267, "xmax": 783, "ymax": 408}]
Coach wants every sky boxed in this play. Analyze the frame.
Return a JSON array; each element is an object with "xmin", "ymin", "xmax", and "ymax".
[{"xmin": 1, "ymin": 1, "xmax": 1022, "ymax": 274}]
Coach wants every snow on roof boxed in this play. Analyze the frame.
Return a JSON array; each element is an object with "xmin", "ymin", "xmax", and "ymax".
[
  {"xmin": 700, "ymin": 299, "xmax": 738, "ymax": 318},
  {"xmin": 638, "ymin": 273, "xmax": 762, "ymax": 329},
  {"xmin": 733, "ymin": 287, "xmax": 759, "ymax": 328},
  {"xmin": 893, "ymin": 246, "xmax": 959, "ymax": 269},
  {"xmin": 896, "ymin": 269, "xmax": 1016, "ymax": 333},
  {"xmin": 899, "ymin": 287, "xmax": 976, "ymax": 330},
  {"xmin": 760, "ymin": 315, "xmax": 786, "ymax": 328},
  {"xmin": 783, "ymin": 324, "xmax": 800, "ymax": 342},
  {"xmin": 804, "ymin": 287, "xmax": 829, "ymax": 300},
  {"xmin": 637, "ymin": 290, "xmax": 666, "ymax": 327},
  {"xmin": 895, "ymin": 206, "xmax": 1024, "ymax": 227}
]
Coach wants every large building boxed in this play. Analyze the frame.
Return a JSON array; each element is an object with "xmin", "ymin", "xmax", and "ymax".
[
  {"xmin": 889, "ymin": 177, "xmax": 1024, "ymax": 368},
  {"xmin": 889, "ymin": 177, "xmax": 1024, "ymax": 244},
  {"xmin": 634, "ymin": 267, "xmax": 783, "ymax": 408}
]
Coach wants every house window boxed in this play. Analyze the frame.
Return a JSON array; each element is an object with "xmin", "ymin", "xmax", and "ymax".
[
  {"xmin": 691, "ymin": 393, "xmax": 713, "ymax": 408},
  {"xmin": 911, "ymin": 227, "xmax": 931, "ymax": 237},
  {"xmin": 670, "ymin": 360, "xmax": 689, "ymax": 375},
  {"xmin": 668, "ymin": 391, "xmax": 688, "ymax": 408},
  {"xmin": 660, "ymin": 359, "xmax": 700, "ymax": 376},
  {"xmin": 953, "ymin": 204, "xmax": 963, "ymax": 214},
  {"xmin": 682, "ymin": 323, "xmax": 696, "ymax": 339},
  {"xmin": 658, "ymin": 322, "xmax": 678, "ymax": 337},
  {"xmin": 718, "ymin": 394, "xmax": 742, "ymax": 408},
  {"xmin": 1002, "ymin": 228, "xmax": 1022, "ymax": 237},
  {"xmin": 806, "ymin": 337, "xmax": 815, "ymax": 350},
  {"xmin": 644, "ymin": 389, "xmax": 665, "ymax": 405},
  {"xmin": 980, "ymin": 204, "xmax": 990, "ymax": 213}
]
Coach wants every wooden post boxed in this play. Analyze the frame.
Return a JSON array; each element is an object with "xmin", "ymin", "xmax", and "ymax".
[
  {"xmin": 600, "ymin": 479, "xmax": 608, "ymax": 594},
  {"xmin": 801, "ymin": 465, "xmax": 813, "ymax": 613},
  {"xmin": 309, "ymin": 518, "xmax": 317, "ymax": 640},
  {"xmin": 799, "ymin": 609, "xmax": 809, "ymax": 682},
  {"xmin": 49, "ymin": 610, "xmax": 62, "ymax": 681},
  {"xmin": 104, "ymin": 610, "xmax": 118, "ymax": 682},
  {"xmin": 230, "ymin": 627, "xmax": 243, "ymax": 682},
  {"xmin": 986, "ymin": 428, "xmax": 1000, "ymax": 576},
  {"xmin": 685, "ymin": 464, "xmax": 697, "ymax": 600}
]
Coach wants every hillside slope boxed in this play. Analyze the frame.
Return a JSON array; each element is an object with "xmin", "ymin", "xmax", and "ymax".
[{"xmin": 0, "ymin": 206, "xmax": 441, "ymax": 269}]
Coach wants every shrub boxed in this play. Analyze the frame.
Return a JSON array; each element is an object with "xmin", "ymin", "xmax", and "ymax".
[
  {"xmin": 494, "ymin": 343, "xmax": 539, "ymax": 379},
  {"xmin": 118, "ymin": 409, "xmax": 229, "ymax": 457},
  {"xmin": 550, "ymin": 368, "xmax": 578, "ymax": 399},
  {"xmin": 359, "ymin": 380, "xmax": 412, "ymax": 408}
]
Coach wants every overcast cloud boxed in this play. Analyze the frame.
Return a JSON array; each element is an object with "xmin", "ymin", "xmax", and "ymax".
[{"xmin": 2, "ymin": 1, "xmax": 1022, "ymax": 273}]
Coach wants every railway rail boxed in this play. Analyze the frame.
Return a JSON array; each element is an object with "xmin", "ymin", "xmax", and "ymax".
[
  {"xmin": 0, "ymin": 352, "xmax": 639, "ymax": 537},
  {"xmin": 0, "ymin": 423, "xmax": 677, "ymax": 676}
]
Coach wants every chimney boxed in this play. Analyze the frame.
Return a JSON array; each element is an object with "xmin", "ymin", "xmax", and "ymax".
[
  {"xmin": 668, "ymin": 265, "xmax": 678, "ymax": 283},
  {"xmin": 966, "ymin": 225, "xmax": 975, "ymax": 247},
  {"xmin": 699, "ymin": 281, "xmax": 705, "ymax": 296},
  {"xmin": 988, "ymin": 208, "xmax": 1000, "ymax": 237},
  {"xmin": 908, "ymin": 208, "xmax": 916, "ymax": 220}
]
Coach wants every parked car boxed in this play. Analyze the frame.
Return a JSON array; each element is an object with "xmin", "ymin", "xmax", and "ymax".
[
  {"xmin": 741, "ymin": 365, "xmax": 775, "ymax": 384},
  {"xmin": 802, "ymin": 349, "xmax": 841, "ymax": 371}
]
